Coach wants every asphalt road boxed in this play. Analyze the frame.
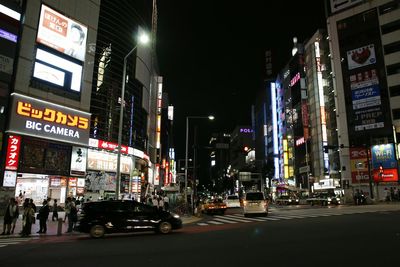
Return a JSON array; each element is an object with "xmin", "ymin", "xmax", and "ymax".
[{"xmin": 1, "ymin": 207, "xmax": 399, "ymax": 267}]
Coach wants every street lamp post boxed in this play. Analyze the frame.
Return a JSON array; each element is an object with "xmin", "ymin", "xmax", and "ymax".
[
  {"xmin": 115, "ymin": 32, "xmax": 149, "ymax": 200},
  {"xmin": 184, "ymin": 115, "xmax": 214, "ymax": 208}
]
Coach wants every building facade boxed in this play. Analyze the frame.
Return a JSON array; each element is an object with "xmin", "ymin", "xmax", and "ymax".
[{"xmin": 327, "ymin": 0, "xmax": 400, "ymax": 200}]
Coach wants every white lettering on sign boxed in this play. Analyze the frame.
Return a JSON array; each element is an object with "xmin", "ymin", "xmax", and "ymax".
[{"xmin": 26, "ymin": 120, "xmax": 79, "ymax": 138}]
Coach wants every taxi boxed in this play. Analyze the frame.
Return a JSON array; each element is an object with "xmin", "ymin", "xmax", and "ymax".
[{"xmin": 200, "ymin": 198, "xmax": 227, "ymax": 215}]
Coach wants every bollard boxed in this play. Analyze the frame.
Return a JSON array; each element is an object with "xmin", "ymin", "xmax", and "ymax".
[{"xmin": 57, "ymin": 218, "xmax": 63, "ymax": 236}]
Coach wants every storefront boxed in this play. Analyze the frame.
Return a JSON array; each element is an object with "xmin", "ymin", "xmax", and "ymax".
[
  {"xmin": 3, "ymin": 93, "xmax": 90, "ymax": 206},
  {"xmin": 86, "ymin": 138, "xmax": 150, "ymax": 201}
]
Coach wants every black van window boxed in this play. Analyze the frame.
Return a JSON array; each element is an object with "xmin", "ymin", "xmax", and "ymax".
[{"xmin": 245, "ymin": 192, "xmax": 264, "ymax": 200}]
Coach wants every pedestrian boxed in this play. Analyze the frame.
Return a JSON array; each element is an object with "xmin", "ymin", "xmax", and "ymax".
[
  {"xmin": 11, "ymin": 198, "xmax": 19, "ymax": 234},
  {"xmin": 37, "ymin": 199, "xmax": 50, "ymax": 234},
  {"xmin": 20, "ymin": 201, "xmax": 35, "ymax": 237},
  {"xmin": 52, "ymin": 199, "xmax": 58, "ymax": 221},
  {"xmin": 163, "ymin": 195, "xmax": 170, "ymax": 211},
  {"xmin": 29, "ymin": 198, "xmax": 36, "ymax": 212},
  {"xmin": 147, "ymin": 196, "xmax": 153, "ymax": 206},
  {"xmin": 63, "ymin": 198, "xmax": 71, "ymax": 222},
  {"xmin": 1, "ymin": 197, "xmax": 18, "ymax": 235},
  {"xmin": 158, "ymin": 196, "xmax": 164, "ymax": 211},
  {"xmin": 65, "ymin": 197, "xmax": 77, "ymax": 233},
  {"xmin": 152, "ymin": 195, "xmax": 159, "ymax": 208}
]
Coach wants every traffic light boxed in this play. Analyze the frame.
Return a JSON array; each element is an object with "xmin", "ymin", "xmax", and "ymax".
[
  {"xmin": 379, "ymin": 164, "xmax": 384, "ymax": 175},
  {"xmin": 243, "ymin": 146, "xmax": 250, "ymax": 153}
]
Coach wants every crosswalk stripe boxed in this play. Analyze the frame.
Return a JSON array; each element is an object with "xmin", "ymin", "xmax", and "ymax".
[
  {"xmin": 212, "ymin": 218, "xmax": 238, "ymax": 224},
  {"xmin": 0, "ymin": 242, "xmax": 20, "ymax": 245},
  {"xmin": 214, "ymin": 215, "xmax": 252, "ymax": 223},
  {"xmin": 0, "ymin": 245, "xmax": 6, "ymax": 247},
  {"xmin": 197, "ymin": 223, "xmax": 209, "ymax": 226},
  {"xmin": 225, "ymin": 215, "xmax": 266, "ymax": 222},
  {"xmin": 208, "ymin": 221, "xmax": 224, "ymax": 225},
  {"xmin": 268, "ymin": 215, "xmax": 297, "ymax": 220},
  {"xmin": 264, "ymin": 217, "xmax": 280, "ymax": 221}
]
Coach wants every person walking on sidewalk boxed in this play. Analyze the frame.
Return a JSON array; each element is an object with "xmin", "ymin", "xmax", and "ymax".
[
  {"xmin": 1, "ymin": 197, "xmax": 18, "ymax": 235},
  {"xmin": 37, "ymin": 199, "xmax": 50, "ymax": 234},
  {"xmin": 52, "ymin": 199, "xmax": 58, "ymax": 221}
]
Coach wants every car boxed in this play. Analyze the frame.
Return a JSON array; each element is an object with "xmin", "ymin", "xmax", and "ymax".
[
  {"xmin": 242, "ymin": 191, "xmax": 269, "ymax": 217},
  {"xmin": 275, "ymin": 195, "xmax": 300, "ymax": 205},
  {"xmin": 200, "ymin": 198, "xmax": 227, "ymax": 215},
  {"xmin": 224, "ymin": 195, "xmax": 241, "ymax": 208},
  {"xmin": 306, "ymin": 193, "xmax": 341, "ymax": 206},
  {"xmin": 75, "ymin": 200, "xmax": 182, "ymax": 238}
]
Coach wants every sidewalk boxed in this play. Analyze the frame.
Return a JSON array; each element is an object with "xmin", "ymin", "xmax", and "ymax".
[{"xmin": 0, "ymin": 211, "xmax": 201, "ymax": 238}]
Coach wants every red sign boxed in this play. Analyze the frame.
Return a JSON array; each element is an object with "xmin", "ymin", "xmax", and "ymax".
[
  {"xmin": 373, "ymin": 168, "xmax": 398, "ymax": 182},
  {"xmin": 98, "ymin": 140, "xmax": 129, "ymax": 154},
  {"xmin": 5, "ymin": 135, "xmax": 21, "ymax": 170}
]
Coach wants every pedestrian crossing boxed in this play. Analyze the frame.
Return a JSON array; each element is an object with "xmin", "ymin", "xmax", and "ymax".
[
  {"xmin": 0, "ymin": 236, "xmax": 34, "ymax": 248},
  {"xmin": 196, "ymin": 209, "xmax": 374, "ymax": 226}
]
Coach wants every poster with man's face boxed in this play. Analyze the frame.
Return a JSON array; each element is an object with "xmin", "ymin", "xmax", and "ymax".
[{"xmin": 36, "ymin": 4, "xmax": 88, "ymax": 61}]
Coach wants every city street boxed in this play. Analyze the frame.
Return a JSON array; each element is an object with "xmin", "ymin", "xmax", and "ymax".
[{"xmin": 0, "ymin": 204, "xmax": 399, "ymax": 266}]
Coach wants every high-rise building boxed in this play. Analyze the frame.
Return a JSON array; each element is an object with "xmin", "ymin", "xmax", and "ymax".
[
  {"xmin": 304, "ymin": 29, "xmax": 341, "ymax": 191},
  {"xmin": 327, "ymin": 0, "xmax": 400, "ymax": 199}
]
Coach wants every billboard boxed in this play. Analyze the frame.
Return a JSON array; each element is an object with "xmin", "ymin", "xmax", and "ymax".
[
  {"xmin": 350, "ymin": 147, "xmax": 369, "ymax": 184},
  {"xmin": 371, "ymin": 144, "xmax": 397, "ymax": 169},
  {"xmin": 7, "ymin": 93, "xmax": 90, "ymax": 146},
  {"xmin": 347, "ymin": 44, "xmax": 376, "ymax": 70},
  {"xmin": 36, "ymin": 4, "xmax": 87, "ymax": 62}
]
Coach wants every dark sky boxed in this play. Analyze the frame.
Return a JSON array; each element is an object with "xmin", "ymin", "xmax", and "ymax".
[{"xmin": 156, "ymin": 1, "xmax": 328, "ymax": 160}]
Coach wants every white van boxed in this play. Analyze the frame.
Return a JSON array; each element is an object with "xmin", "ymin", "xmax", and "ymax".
[
  {"xmin": 243, "ymin": 191, "xmax": 268, "ymax": 217},
  {"xmin": 225, "ymin": 195, "xmax": 241, "ymax": 208}
]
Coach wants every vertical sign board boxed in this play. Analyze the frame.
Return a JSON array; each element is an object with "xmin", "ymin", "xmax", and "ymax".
[
  {"xmin": 5, "ymin": 135, "xmax": 21, "ymax": 170},
  {"xmin": 70, "ymin": 146, "xmax": 87, "ymax": 176},
  {"xmin": 350, "ymin": 147, "xmax": 369, "ymax": 184}
]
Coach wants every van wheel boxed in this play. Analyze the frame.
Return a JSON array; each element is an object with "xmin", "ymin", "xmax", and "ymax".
[
  {"xmin": 158, "ymin": 221, "xmax": 172, "ymax": 234},
  {"xmin": 90, "ymin": 225, "xmax": 105, "ymax": 238}
]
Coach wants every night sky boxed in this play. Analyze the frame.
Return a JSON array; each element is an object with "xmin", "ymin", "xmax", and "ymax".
[{"xmin": 156, "ymin": 1, "xmax": 328, "ymax": 162}]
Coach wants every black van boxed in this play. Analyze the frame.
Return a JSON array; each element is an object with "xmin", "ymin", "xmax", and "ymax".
[{"xmin": 75, "ymin": 200, "xmax": 182, "ymax": 238}]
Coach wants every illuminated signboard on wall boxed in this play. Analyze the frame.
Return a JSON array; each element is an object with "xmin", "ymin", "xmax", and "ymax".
[
  {"xmin": 33, "ymin": 48, "xmax": 83, "ymax": 93},
  {"xmin": 5, "ymin": 135, "xmax": 21, "ymax": 170},
  {"xmin": 36, "ymin": 4, "xmax": 87, "ymax": 62},
  {"xmin": 70, "ymin": 146, "xmax": 87, "ymax": 176},
  {"xmin": 7, "ymin": 93, "xmax": 90, "ymax": 146}
]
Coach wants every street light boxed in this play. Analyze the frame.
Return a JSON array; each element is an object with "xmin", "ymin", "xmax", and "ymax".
[
  {"xmin": 115, "ymin": 31, "xmax": 150, "ymax": 200},
  {"xmin": 184, "ymin": 115, "xmax": 214, "ymax": 208}
]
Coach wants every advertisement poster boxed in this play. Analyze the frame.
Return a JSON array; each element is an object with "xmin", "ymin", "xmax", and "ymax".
[
  {"xmin": 36, "ymin": 4, "xmax": 87, "ymax": 61},
  {"xmin": 350, "ymin": 69, "xmax": 384, "ymax": 131},
  {"xmin": 350, "ymin": 147, "xmax": 370, "ymax": 184},
  {"xmin": 3, "ymin": 171, "xmax": 17, "ymax": 187},
  {"xmin": 371, "ymin": 144, "xmax": 397, "ymax": 169},
  {"xmin": 85, "ymin": 171, "xmax": 116, "ymax": 191},
  {"xmin": 347, "ymin": 44, "xmax": 376, "ymax": 70}
]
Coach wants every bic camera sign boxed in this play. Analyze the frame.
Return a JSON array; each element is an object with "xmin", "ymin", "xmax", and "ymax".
[{"xmin": 7, "ymin": 93, "xmax": 90, "ymax": 146}]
